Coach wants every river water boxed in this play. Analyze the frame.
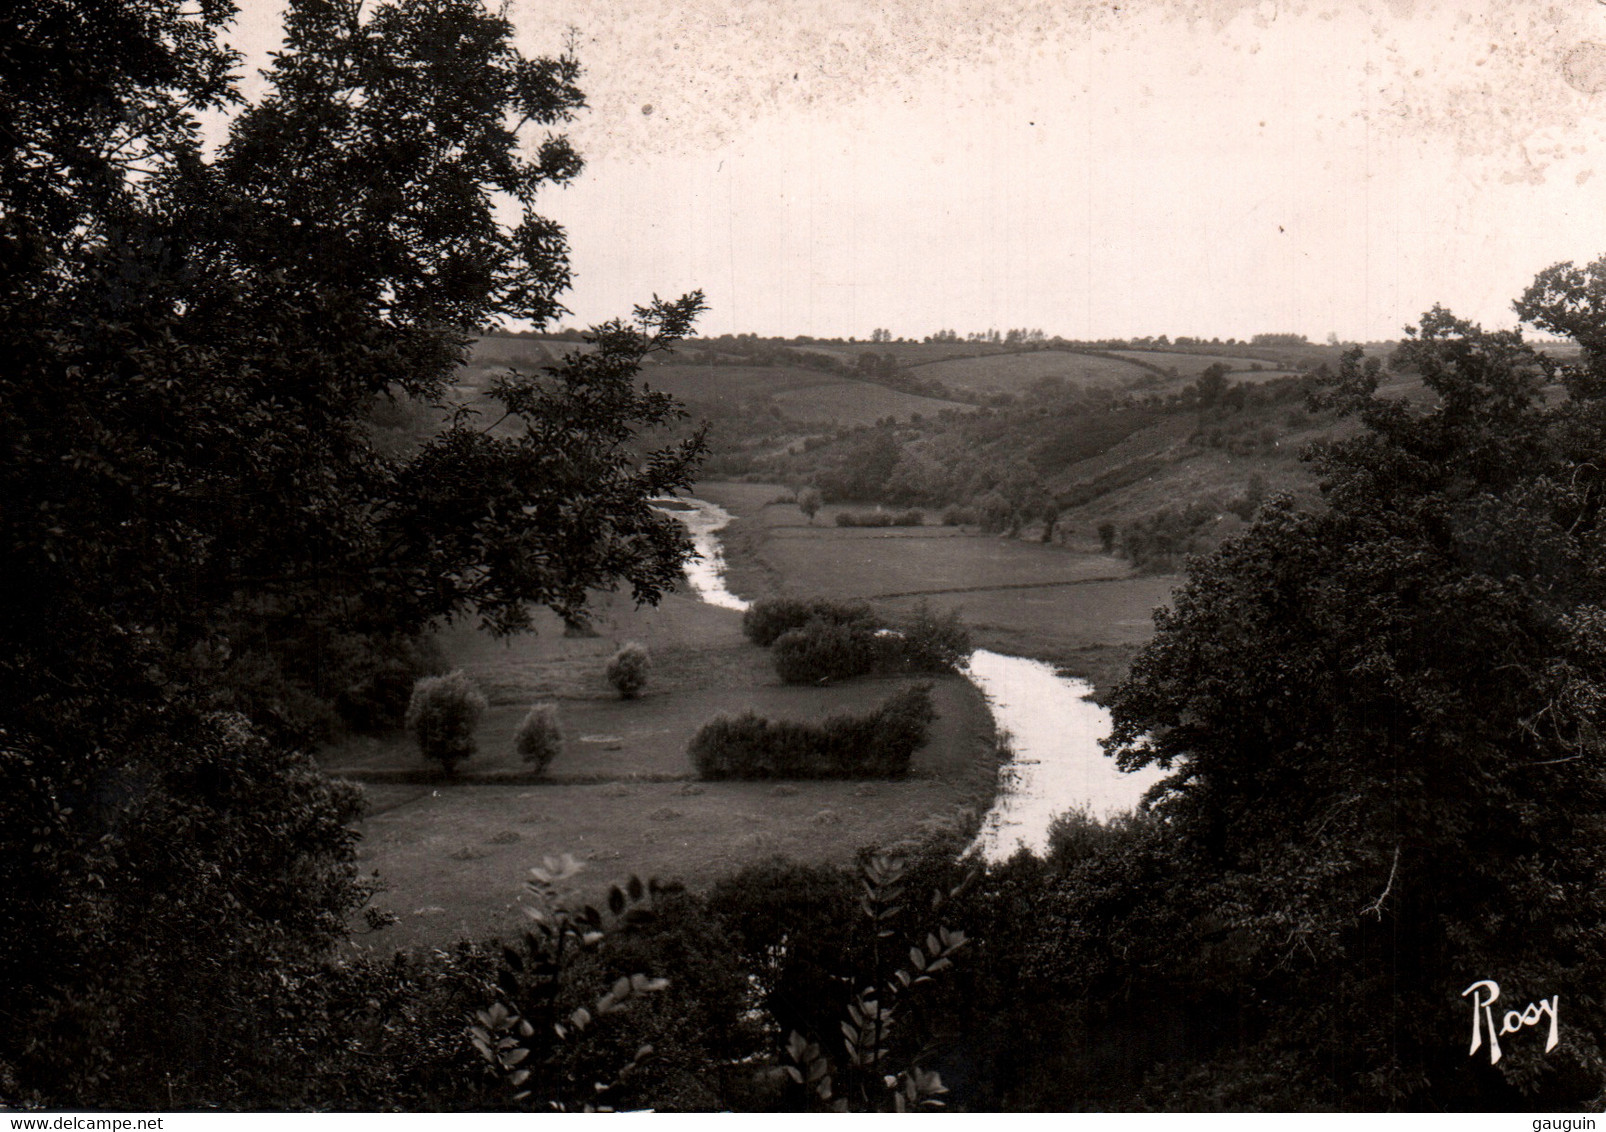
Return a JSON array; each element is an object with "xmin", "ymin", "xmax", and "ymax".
[
  {"xmin": 654, "ymin": 498, "xmax": 750, "ymax": 612},
  {"xmin": 660, "ymin": 496, "xmax": 1161, "ymax": 861}
]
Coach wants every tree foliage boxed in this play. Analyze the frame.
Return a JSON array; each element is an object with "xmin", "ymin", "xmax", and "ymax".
[
  {"xmin": 1102, "ymin": 279, "xmax": 1606, "ymax": 1106},
  {"xmin": 0, "ymin": 0, "xmax": 705, "ymax": 1105}
]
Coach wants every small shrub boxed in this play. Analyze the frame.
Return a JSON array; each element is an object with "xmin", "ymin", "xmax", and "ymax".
[
  {"xmin": 797, "ymin": 487, "xmax": 822, "ymax": 523},
  {"xmin": 405, "ymin": 670, "xmax": 487, "ymax": 775},
  {"xmin": 741, "ymin": 596, "xmax": 874, "ymax": 647},
  {"xmin": 892, "ymin": 602, "xmax": 970, "ymax": 673},
  {"xmin": 606, "ymin": 642, "xmax": 651, "ymax": 699},
  {"xmin": 515, "ymin": 702, "xmax": 563, "ymax": 772},
  {"xmin": 940, "ymin": 505, "xmax": 977, "ymax": 527},
  {"xmin": 1045, "ymin": 805, "xmax": 1141, "ymax": 868},
  {"xmin": 690, "ymin": 683, "xmax": 936, "ymax": 780}
]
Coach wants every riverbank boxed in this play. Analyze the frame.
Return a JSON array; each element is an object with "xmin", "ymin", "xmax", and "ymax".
[{"xmin": 681, "ymin": 482, "xmax": 1177, "ymax": 861}]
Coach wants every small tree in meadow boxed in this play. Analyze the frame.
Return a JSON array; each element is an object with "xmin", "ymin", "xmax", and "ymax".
[
  {"xmin": 405, "ymin": 670, "xmax": 487, "ymax": 776},
  {"xmin": 797, "ymin": 487, "xmax": 822, "ymax": 524},
  {"xmin": 606, "ymin": 642, "xmax": 651, "ymax": 699},
  {"xmin": 515, "ymin": 702, "xmax": 564, "ymax": 773}
]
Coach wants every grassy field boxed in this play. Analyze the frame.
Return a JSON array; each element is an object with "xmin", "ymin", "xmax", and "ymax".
[
  {"xmin": 462, "ymin": 336, "xmax": 974, "ymax": 428},
  {"xmin": 329, "ymin": 513, "xmax": 999, "ymax": 948},
  {"xmin": 1105, "ymin": 350, "xmax": 1280, "ymax": 375},
  {"xmin": 638, "ymin": 365, "xmax": 969, "ymax": 426},
  {"xmin": 912, "ymin": 350, "xmax": 1152, "ymax": 395}
]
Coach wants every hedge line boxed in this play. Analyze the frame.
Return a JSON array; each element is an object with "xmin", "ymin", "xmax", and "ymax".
[{"xmin": 689, "ymin": 684, "xmax": 936, "ymax": 779}]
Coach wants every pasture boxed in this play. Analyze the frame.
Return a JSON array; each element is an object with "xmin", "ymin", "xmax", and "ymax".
[
  {"xmin": 911, "ymin": 349, "xmax": 1152, "ymax": 395},
  {"xmin": 639, "ymin": 365, "xmax": 970, "ymax": 426},
  {"xmin": 1105, "ymin": 349, "xmax": 1279, "ymax": 375},
  {"xmin": 330, "ymin": 527, "xmax": 998, "ymax": 948},
  {"xmin": 461, "ymin": 337, "xmax": 976, "ymax": 427},
  {"xmin": 702, "ymin": 481, "xmax": 1180, "ymax": 698}
]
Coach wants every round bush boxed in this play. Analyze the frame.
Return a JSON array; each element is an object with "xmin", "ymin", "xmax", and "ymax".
[
  {"xmin": 515, "ymin": 702, "xmax": 563, "ymax": 772},
  {"xmin": 405, "ymin": 670, "xmax": 486, "ymax": 775},
  {"xmin": 606, "ymin": 642, "xmax": 651, "ymax": 699}
]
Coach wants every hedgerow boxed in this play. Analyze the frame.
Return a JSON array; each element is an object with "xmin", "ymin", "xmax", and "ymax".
[{"xmin": 689, "ymin": 683, "xmax": 935, "ymax": 779}]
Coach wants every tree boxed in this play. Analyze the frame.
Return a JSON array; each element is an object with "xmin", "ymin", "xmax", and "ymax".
[
  {"xmin": 1194, "ymin": 362, "xmax": 1230, "ymax": 408},
  {"xmin": 406, "ymin": 671, "xmax": 488, "ymax": 775},
  {"xmin": 797, "ymin": 487, "xmax": 822, "ymax": 524},
  {"xmin": 0, "ymin": 0, "xmax": 705, "ymax": 1105},
  {"xmin": 1102, "ymin": 280, "xmax": 1606, "ymax": 1107}
]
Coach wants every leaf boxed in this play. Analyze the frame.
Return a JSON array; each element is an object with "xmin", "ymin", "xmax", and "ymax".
[
  {"xmin": 627, "ymin": 875, "xmax": 644, "ymax": 902},
  {"xmin": 608, "ymin": 885, "xmax": 625, "ymax": 915},
  {"xmin": 570, "ymin": 1006, "xmax": 592, "ymax": 1030}
]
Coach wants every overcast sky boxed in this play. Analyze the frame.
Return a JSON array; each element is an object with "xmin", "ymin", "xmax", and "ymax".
[{"xmin": 231, "ymin": 0, "xmax": 1606, "ymax": 342}]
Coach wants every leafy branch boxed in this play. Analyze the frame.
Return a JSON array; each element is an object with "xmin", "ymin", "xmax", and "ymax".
[{"xmin": 468, "ymin": 853, "xmax": 672, "ymax": 1111}]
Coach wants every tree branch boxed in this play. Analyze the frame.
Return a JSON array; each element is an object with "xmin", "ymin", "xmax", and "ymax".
[{"xmin": 1361, "ymin": 845, "xmax": 1400, "ymax": 920}]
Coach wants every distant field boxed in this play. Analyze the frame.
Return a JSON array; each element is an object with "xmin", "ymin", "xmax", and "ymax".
[
  {"xmin": 785, "ymin": 342, "xmax": 1005, "ymax": 366},
  {"xmin": 642, "ymin": 365, "xmax": 972, "ymax": 426},
  {"xmin": 468, "ymin": 335, "xmax": 589, "ymax": 370},
  {"xmin": 913, "ymin": 350, "xmax": 1152, "ymax": 395},
  {"xmin": 1106, "ymin": 350, "xmax": 1283, "ymax": 375},
  {"xmin": 461, "ymin": 341, "xmax": 973, "ymax": 426}
]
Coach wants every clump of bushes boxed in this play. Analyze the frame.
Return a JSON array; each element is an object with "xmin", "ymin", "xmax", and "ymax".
[
  {"xmin": 940, "ymin": 505, "xmax": 978, "ymax": 527},
  {"xmin": 746, "ymin": 597, "xmax": 970, "ymax": 684},
  {"xmin": 771, "ymin": 618, "xmax": 881, "ymax": 684},
  {"xmin": 892, "ymin": 601, "xmax": 971, "ymax": 673},
  {"xmin": 405, "ymin": 670, "xmax": 487, "ymax": 775},
  {"xmin": 741, "ymin": 597, "xmax": 874, "ymax": 647},
  {"xmin": 515, "ymin": 702, "xmax": 563, "ymax": 772},
  {"xmin": 690, "ymin": 684, "xmax": 936, "ymax": 780},
  {"xmin": 833, "ymin": 509, "xmax": 924, "ymax": 528},
  {"xmin": 1119, "ymin": 503, "xmax": 1217, "ymax": 572},
  {"xmin": 606, "ymin": 642, "xmax": 651, "ymax": 699}
]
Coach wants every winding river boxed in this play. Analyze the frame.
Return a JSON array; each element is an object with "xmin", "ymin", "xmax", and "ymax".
[{"xmin": 658, "ymin": 496, "xmax": 1163, "ymax": 861}]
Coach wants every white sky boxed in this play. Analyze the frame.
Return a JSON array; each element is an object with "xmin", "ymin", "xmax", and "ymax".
[{"xmin": 228, "ymin": 0, "xmax": 1606, "ymax": 342}]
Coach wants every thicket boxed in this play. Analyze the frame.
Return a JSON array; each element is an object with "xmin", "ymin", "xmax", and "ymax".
[
  {"xmin": 763, "ymin": 602, "xmax": 970, "ymax": 684},
  {"xmin": 740, "ymin": 597, "xmax": 875, "ymax": 647},
  {"xmin": 1117, "ymin": 502, "xmax": 1217, "ymax": 572},
  {"xmin": 689, "ymin": 683, "xmax": 936, "ymax": 779},
  {"xmin": 834, "ymin": 509, "xmax": 925, "ymax": 527},
  {"xmin": 770, "ymin": 619, "xmax": 884, "ymax": 684}
]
